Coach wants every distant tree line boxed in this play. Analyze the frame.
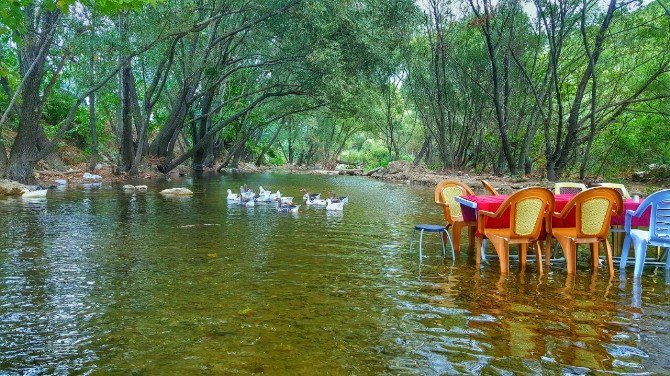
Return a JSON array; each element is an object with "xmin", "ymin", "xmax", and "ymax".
[{"xmin": 0, "ymin": 0, "xmax": 668, "ymax": 183}]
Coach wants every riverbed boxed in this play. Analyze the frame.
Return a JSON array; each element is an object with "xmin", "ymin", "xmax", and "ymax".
[{"xmin": 1, "ymin": 173, "xmax": 668, "ymax": 374}]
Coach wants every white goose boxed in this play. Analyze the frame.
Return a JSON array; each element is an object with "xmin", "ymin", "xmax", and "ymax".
[
  {"xmin": 233, "ymin": 196, "xmax": 255, "ymax": 207},
  {"xmin": 327, "ymin": 191, "xmax": 349, "ymax": 204},
  {"xmin": 269, "ymin": 191, "xmax": 281, "ymax": 201},
  {"xmin": 306, "ymin": 196, "xmax": 327, "ymax": 206},
  {"xmin": 240, "ymin": 185, "xmax": 255, "ymax": 201},
  {"xmin": 300, "ymin": 188, "xmax": 321, "ymax": 201},
  {"xmin": 326, "ymin": 198, "xmax": 344, "ymax": 211},
  {"xmin": 280, "ymin": 196, "xmax": 293, "ymax": 205},
  {"xmin": 227, "ymin": 189, "xmax": 240, "ymax": 200}
]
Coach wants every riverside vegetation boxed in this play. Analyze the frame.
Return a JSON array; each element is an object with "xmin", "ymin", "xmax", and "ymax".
[{"xmin": 0, "ymin": 0, "xmax": 668, "ymax": 184}]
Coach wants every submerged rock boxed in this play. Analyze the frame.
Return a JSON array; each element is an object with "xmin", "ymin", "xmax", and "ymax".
[
  {"xmin": 0, "ymin": 179, "xmax": 30, "ymax": 196},
  {"xmin": 160, "ymin": 187, "xmax": 193, "ymax": 196}
]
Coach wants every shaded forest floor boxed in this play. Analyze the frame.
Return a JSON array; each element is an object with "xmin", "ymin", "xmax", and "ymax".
[{"xmin": 2, "ymin": 141, "xmax": 660, "ymax": 195}]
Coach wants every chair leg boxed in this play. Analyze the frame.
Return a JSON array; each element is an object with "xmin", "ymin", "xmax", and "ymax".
[
  {"xmin": 439, "ymin": 230, "xmax": 446, "ymax": 257},
  {"xmin": 475, "ymin": 235, "xmax": 483, "ymax": 266},
  {"xmin": 443, "ymin": 229, "xmax": 455, "ymax": 261},
  {"xmin": 489, "ymin": 236, "xmax": 509, "ymax": 274},
  {"xmin": 604, "ymin": 239, "xmax": 614, "ymax": 277},
  {"xmin": 665, "ymin": 247, "xmax": 670, "ymax": 270},
  {"xmin": 632, "ymin": 236, "xmax": 648, "ymax": 278},
  {"xmin": 468, "ymin": 226, "xmax": 476, "ymax": 253},
  {"xmin": 620, "ymin": 235, "xmax": 632, "ymax": 269},
  {"xmin": 520, "ymin": 243, "xmax": 528, "ymax": 267},
  {"xmin": 410, "ymin": 229, "xmax": 416, "ymax": 255},
  {"xmin": 452, "ymin": 223, "xmax": 462, "ymax": 255},
  {"xmin": 544, "ymin": 236, "xmax": 552, "ymax": 266},
  {"xmin": 535, "ymin": 241, "xmax": 543, "ymax": 274},
  {"xmin": 418, "ymin": 229, "xmax": 424, "ymax": 259},
  {"xmin": 590, "ymin": 243, "xmax": 600, "ymax": 271},
  {"xmin": 556, "ymin": 236, "xmax": 576, "ymax": 274}
]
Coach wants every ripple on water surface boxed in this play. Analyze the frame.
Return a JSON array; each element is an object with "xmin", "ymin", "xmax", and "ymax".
[{"xmin": 1, "ymin": 173, "xmax": 670, "ymax": 374}]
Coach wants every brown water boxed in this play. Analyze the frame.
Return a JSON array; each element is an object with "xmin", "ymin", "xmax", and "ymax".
[{"xmin": 1, "ymin": 173, "xmax": 669, "ymax": 374}]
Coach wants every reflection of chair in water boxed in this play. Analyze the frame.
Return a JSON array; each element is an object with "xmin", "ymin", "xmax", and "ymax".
[
  {"xmin": 553, "ymin": 182, "xmax": 587, "ymax": 195},
  {"xmin": 620, "ymin": 189, "xmax": 670, "ymax": 277},
  {"xmin": 551, "ymin": 188, "xmax": 623, "ymax": 276},
  {"xmin": 476, "ymin": 187, "xmax": 554, "ymax": 274}
]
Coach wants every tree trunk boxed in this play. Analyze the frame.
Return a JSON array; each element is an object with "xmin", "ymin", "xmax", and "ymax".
[
  {"xmin": 118, "ymin": 13, "xmax": 134, "ymax": 173},
  {"xmin": 255, "ymin": 121, "xmax": 284, "ymax": 167},
  {"xmin": 413, "ymin": 137, "xmax": 429, "ymax": 167},
  {"xmin": 7, "ymin": 9, "xmax": 60, "ymax": 182}
]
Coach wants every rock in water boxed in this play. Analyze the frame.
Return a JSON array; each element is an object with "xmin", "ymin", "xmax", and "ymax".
[
  {"xmin": 122, "ymin": 185, "xmax": 135, "ymax": 191},
  {"xmin": 55, "ymin": 179, "xmax": 67, "ymax": 186},
  {"xmin": 0, "ymin": 179, "xmax": 30, "ymax": 196},
  {"xmin": 22, "ymin": 189, "xmax": 48, "ymax": 198},
  {"xmin": 135, "ymin": 185, "xmax": 148, "ymax": 191},
  {"xmin": 160, "ymin": 188, "xmax": 193, "ymax": 196}
]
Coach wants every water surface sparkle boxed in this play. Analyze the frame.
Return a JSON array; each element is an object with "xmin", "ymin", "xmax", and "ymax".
[{"xmin": 1, "ymin": 174, "xmax": 669, "ymax": 374}]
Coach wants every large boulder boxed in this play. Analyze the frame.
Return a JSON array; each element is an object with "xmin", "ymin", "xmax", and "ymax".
[
  {"xmin": 160, "ymin": 187, "xmax": 193, "ymax": 196},
  {"xmin": 0, "ymin": 179, "xmax": 30, "ymax": 196},
  {"xmin": 386, "ymin": 160, "xmax": 412, "ymax": 174}
]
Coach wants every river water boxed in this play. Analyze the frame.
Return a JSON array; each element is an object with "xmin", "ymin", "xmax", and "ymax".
[{"xmin": 1, "ymin": 173, "xmax": 669, "ymax": 374}]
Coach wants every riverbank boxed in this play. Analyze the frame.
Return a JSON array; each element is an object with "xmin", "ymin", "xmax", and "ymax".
[{"xmin": 1, "ymin": 159, "xmax": 660, "ymax": 196}]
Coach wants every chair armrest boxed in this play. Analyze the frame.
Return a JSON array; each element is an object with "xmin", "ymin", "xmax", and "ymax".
[{"xmin": 479, "ymin": 210, "xmax": 496, "ymax": 218}]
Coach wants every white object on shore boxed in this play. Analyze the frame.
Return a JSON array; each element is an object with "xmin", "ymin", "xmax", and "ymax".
[
  {"xmin": 55, "ymin": 179, "xmax": 67, "ymax": 186},
  {"xmin": 123, "ymin": 184, "xmax": 136, "ymax": 191},
  {"xmin": 83, "ymin": 172, "xmax": 102, "ymax": 181},
  {"xmin": 22, "ymin": 189, "xmax": 48, "ymax": 198},
  {"xmin": 326, "ymin": 198, "xmax": 344, "ymax": 211},
  {"xmin": 160, "ymin": 188, "xmax": 193, "ymax": 196}
]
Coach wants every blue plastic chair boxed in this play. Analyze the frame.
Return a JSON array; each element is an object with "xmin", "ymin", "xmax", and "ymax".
[
  {"xmin": 410, "ymin": 224, "xmax": 455, "ymax": 260},
  {"xmin": 620, "ymin": 189, "xmax": 670, "ymax": 277}
]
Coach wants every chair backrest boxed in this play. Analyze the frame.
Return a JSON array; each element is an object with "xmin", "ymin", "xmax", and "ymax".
[
  {"xmin": 481, "ymin": 180, "xmax": 500, "ymax": 196},
  {"xmin": 554, "ymin": 182, "xmax": 587, "ymax": 195},
  {"xmin": 595, "ymin": 183, "xmax": 632, "ymax": 199},
  {"xmin": 641, "ymin": 189, "xmax": 670, "ymax": 244},
  {"xmin": 503, "ymin": 187, "xmax": 554, "ymax": 239},
  {"xmin": 434, "ymin": 180, "xmax": 474, "ymax": 223},
  {"xmin": 566, "ymin": 187, "xmax": 623, "ymax": 238}
]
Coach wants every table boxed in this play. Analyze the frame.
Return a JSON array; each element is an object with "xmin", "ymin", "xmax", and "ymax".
[{"xmin": 455, "ymin": 194, "xmax": 650, "ymax": 256}]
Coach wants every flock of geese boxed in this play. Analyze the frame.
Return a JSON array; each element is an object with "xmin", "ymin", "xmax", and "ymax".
[{"xmin": 226, "ymin": 185, "xmax": 349, "ymax": 213}]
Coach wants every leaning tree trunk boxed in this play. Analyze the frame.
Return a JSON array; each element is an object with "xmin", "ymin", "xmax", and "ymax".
[{"xmin": 7, "ymin": 9, "xmax": 60, "ymax": 182}]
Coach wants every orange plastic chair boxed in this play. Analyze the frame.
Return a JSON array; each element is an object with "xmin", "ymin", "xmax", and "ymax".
[
  {"xmin": 551, "ymin": 187, "xmax": 623, "ymax": 276},
  {"xmin": 434, "ymin": 180, "xmax": 476, "ymax": 255},
  {"xmin": 476, "ymin": 187, "xmax": 554, "ymax": 274},
  {"xmin": 481, "ymin": 180, "xmax": 500, "ymax": 196}
]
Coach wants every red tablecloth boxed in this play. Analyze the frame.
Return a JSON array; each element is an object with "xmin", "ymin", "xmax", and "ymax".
[{"xmin": 459, "ymin": 194, "xmax": 650, "ymax": 230}]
